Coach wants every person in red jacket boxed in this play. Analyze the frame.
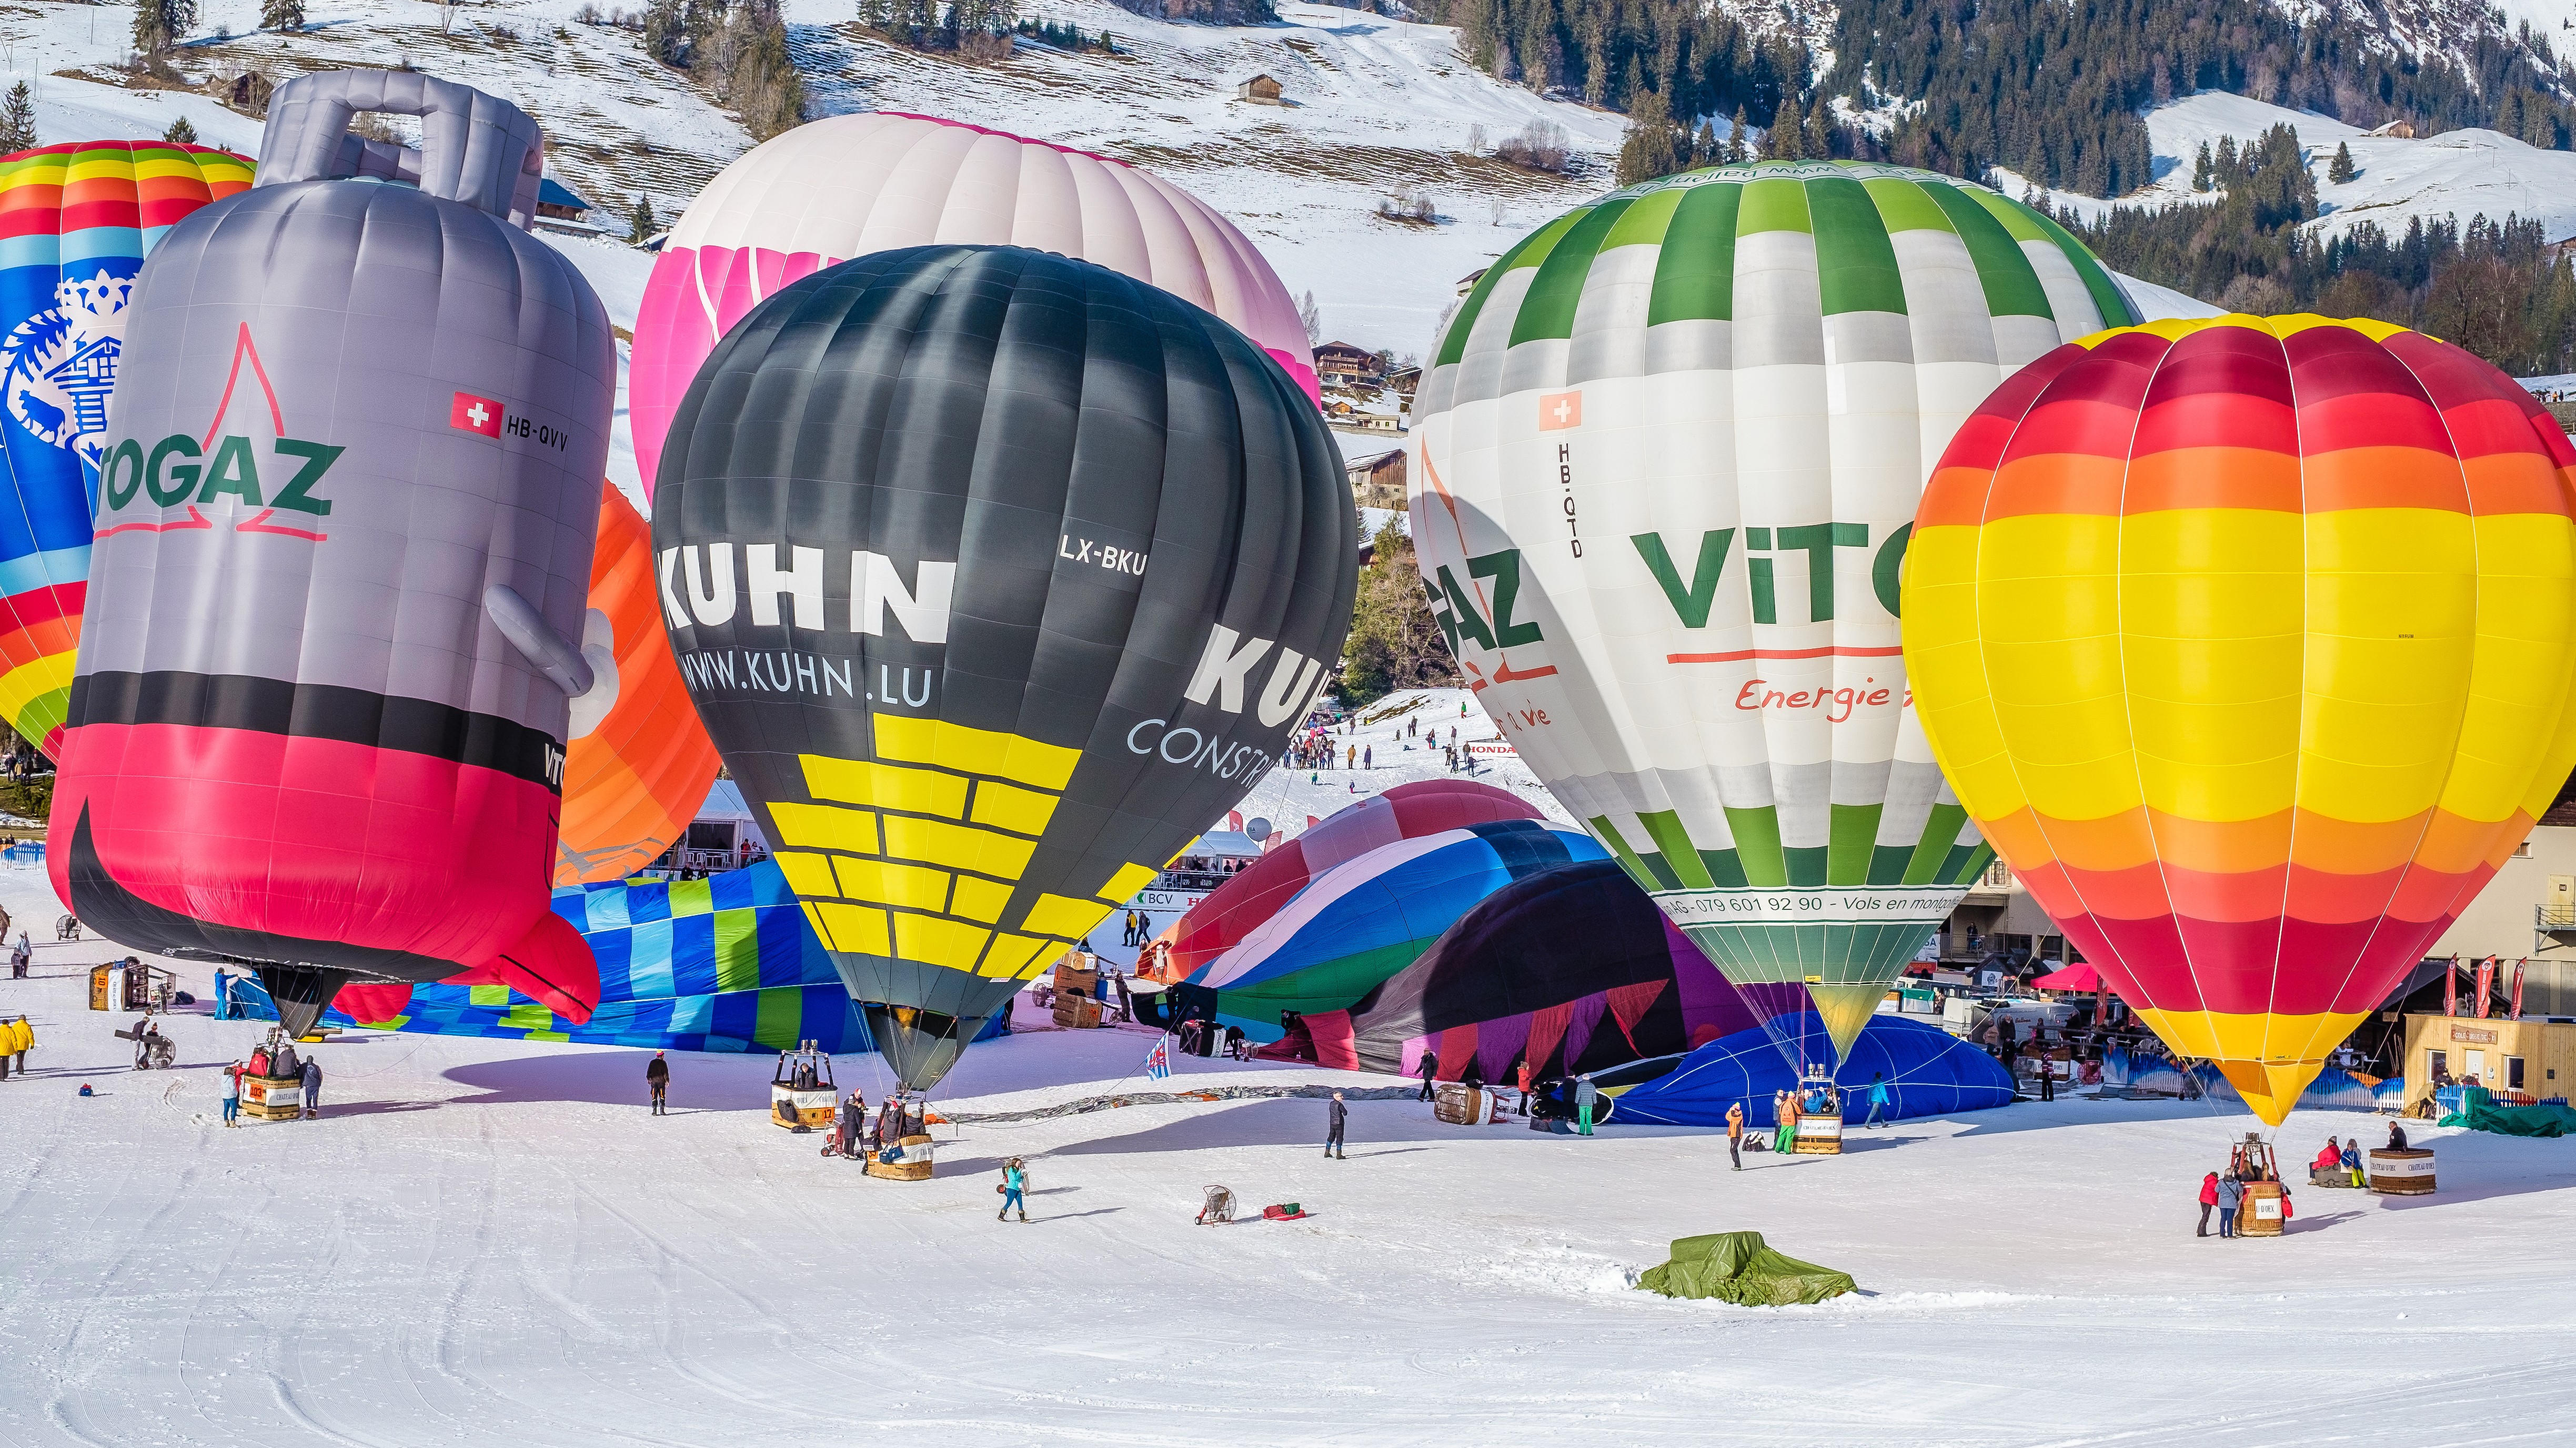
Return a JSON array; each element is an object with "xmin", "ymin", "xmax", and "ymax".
[
  {"xmin": 2313, "ymin": 1138, "xmax": 2342, "ymax": 1176},
  {"xmin": 2198, "ymin": 1171, "xmax": 2221, "ymax": 1237}
]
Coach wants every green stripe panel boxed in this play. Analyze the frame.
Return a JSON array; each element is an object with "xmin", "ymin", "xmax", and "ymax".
[
  {"xmin": 2024, "ymin": 205, "xmax": 2140, "ymax": 326},
  {"xmin": 1826, "ymin": 803, "xmax": 1883, "ymax": 884},
  {"xmin": 469, "ymin": 984, "xmax": 510, "ymax": 1007},
  {"xmin": 1963, "ymin": 186, "xmax": 2050, "ymax": 243},
  {"xmin": 1866, "ymin": 843, "xmax": 1916, "ymax": 886},
  {"xmin": 1634, "ymin": 852, "xmax": 1684, "ymax": 891},
  {"xmin": 750, "ymin": 986, "xmax": 801, "ymax": 1049},
  {"xmin": 1859, "ymin": 176, "xmax": 1954, "ymax": 234},
  {"xmin": 1807, "ymin": 176, "xmax": 1908, "ymax": 316},
  {"xmin": 1948, "ymin": 841, "xmax": 1996, "ymax": 885},
  {"xmin": 1722, "ymin": 805, "xmax": 1787, "ymax": 886},
  {"xmin": 1698, "ymin": 847, "xmax": 1749, "ymax": 888},
  {"xmin": 1900, "ymin": 802, "xmax": 1970, "ymax": 885},
  {"xmin": 1589, "ymin": 814, "xmax": 1659, "ymax": 894},
  {"xmin": 1737, "ymin": 176, "xmax": 1812, "ymax": 235},
  {"xmin": 712, "ymin": 906, "xmax": 759, "ymax": 992},
  {"xmin": 1921, "ymin": 183, "xmax": 2055, "ymax": 319},
  {"xmin": 668, "ymin": 877, "xmax": 715, "ymax": 917},
  {"xmin": 1681, "ymin": 921, "xmax": 1941, "ymax": 988},
  {"xmin": 1783, "ymin": 846, "xmax": 1828, "ymax": 887},
  {"xmin": 1434, "ymin": 209, "xmax": 1585, "ymax": 366},
  {"xmin": 1635, "ymin": 809, "xmax": 1715, "ymax": 889},
  {"xmin": 1646, "ymin": 181, "xmax": 1744, "ymax": 325},
  {"xmin": 1602, "ymin": 186, "xmax": 1686, "ymax": 251},
  {"xmin": 1511, "ymin": 197, "xmax": 1636, "ymax": 346}
]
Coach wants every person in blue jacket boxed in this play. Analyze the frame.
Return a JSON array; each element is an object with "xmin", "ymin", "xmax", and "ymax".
[
  {"xmin": 1863, "ymin": 1074, "xmax": 1891, "ymax": 1128},
  {"xmin": 998, "ymin": 1157, "xmax": 1028, "ymax": 1222},
  {"xmin": 2217, "ymin": 1172, "xmax": 2243, "ymax": 1238}
]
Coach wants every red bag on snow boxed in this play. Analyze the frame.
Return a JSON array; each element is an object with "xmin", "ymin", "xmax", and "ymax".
[{"xmin": 1262, "ymin": 1203, "xmax": 1307, "ymax": 1221}]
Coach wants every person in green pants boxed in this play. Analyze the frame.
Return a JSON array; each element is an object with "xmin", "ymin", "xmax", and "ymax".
[
  {"xmin": 1574, "ymin": 1074, "xmax": 1598, "ymax": 1135},
  {"xmin": 1775, "ymin": 1089, "xmax": 1800, "ymax": 1153}
]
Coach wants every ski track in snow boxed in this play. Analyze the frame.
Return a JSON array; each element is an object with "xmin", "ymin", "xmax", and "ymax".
[{"xmin": 6, "ymin": 854, "xmax": 2576, "ymax": 1446}]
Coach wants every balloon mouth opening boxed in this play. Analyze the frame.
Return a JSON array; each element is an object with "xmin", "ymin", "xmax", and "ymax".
[
  {"xmin": 862, "ymin": 1003, "xmax": 978, "ymax": 1091},
  {"xmin": 254, "ymin": 964, "xmax": 349, "ymax": 1040}
]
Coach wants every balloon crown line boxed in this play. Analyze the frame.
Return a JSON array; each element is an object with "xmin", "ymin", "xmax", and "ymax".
[
  {"xmin": 1602, "ymin": 158, "xmax": 1996, "ymax": 202},
  {"xmin": 869, "ymin": 112, "xmax": 1126, "ymax": 171}
]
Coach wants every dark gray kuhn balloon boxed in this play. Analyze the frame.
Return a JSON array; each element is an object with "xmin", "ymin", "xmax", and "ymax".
[
  {"xmin": 54, "ymin": 72, "xmax": 614, "ymax": 1041},
  {"xmin": 655, "ymin": 245, "xmax": 1356, "ymax": 1090}
]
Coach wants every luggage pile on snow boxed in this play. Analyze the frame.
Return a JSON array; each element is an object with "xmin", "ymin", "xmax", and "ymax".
[{"xmin": 1636, "ymin": 1231, "xmax": 1855, "ymax": 1306}]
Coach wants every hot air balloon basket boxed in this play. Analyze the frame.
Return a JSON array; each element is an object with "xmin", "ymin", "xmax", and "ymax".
[
  {"xmin": 1433, "ymin": 1084, "xmax": 1497, "ymax": 1125},
  {"xmin": 2367, "ymin": 1149, "xmax": 2437, "ymax": 1194},
  {"xmin": 1051, "ymin": 997, "xmax": 1103, "ymax": 1030},
  {"xmin": 2238, "ymin": 1182, "xmax": 2286, "ymax": 1236},
  {"xmin": 239, "ymin": 1074, "xmax": 305, "ymax": 1121},
  {"xmin": 769, "ymin": 1084, "xmax": 838, "ymax": 1131},
  {"xmin": 863, "ymin": 1135, "xmax": 936, "ymax": 1181},
  {"xmin": 1790, "ymin": 1117, "xmax": 1844, "ymax": 1155}
]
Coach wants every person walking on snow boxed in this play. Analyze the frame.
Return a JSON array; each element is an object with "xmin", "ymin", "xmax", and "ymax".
[
  {"xmin": 1345, "ymin": 744, "xmax": 1356, "ymax": 769},
  {"xmin": 1574, "ymin": 1074, "xmax": 1599, "ymax": 1136},
  {"xmin": 2217, "ymin": 1172, "xmax": 2243, "ymax": 1238},
  {"xmin": 1515, "ymin": 1060, "xmax": 1532, "ymax": 1116},
  {"xmin": 1416, "ymin": 1050, "xmax": 1438, "ymax": 1101},
  {"xmin": 299, "ymin": 1055, "xmax": 322, "ymax": 1119},
  {"xmin": 998, "ymin": 1157, "xmax": 1028, "ymax": 1221},
  {"xmin": 1726, "ymin": 1101, "xmax": 1745, "ymax": 1169},
  {"xmin": 2197, "ymin": 1171, "xmax": 2220, "ymax": 1236},
  {"xmin": 1363, "ymin": 745, "xmax": 1372, "ymax": 769},
  {"xmin": 646, "ymin": 1050, "xmax": 670, "ymax": 1115},
  {"xmin": 1864, "ymin": 1074, "xmax": 1890, "ymax": 1128},
  {"xmin": 1325, "ymin": 1090, "xmax": 1347, "ymax": 1159},
  {"xmin": 220, "ymin": 1062, "xmax": 241, "ymax": 1128}
]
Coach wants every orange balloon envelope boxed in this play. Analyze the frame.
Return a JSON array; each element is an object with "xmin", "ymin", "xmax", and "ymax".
[
  {"xmin": 1904, "ymin": 314, "xmax": 2576, "ymax": 1122},
  {"xmin": 557, "ymin": 483, "xmax": 722, "ymax": 884}
]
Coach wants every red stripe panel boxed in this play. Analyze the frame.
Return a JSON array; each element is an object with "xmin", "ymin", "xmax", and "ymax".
[
  {"xmin": 2294, "ymin": 388, "xmax": 2454, "ymax": 459},
  {"xmin": 47, "ymin": 721, "xmax": 561, "ymax": 973},
  {"xmin": 2141, "ymin": 322, "xmax": 2295, "ymax": 408},
  {"xmin": 55, "ymin": 197, "xmax": 139, "ymax": 234}
]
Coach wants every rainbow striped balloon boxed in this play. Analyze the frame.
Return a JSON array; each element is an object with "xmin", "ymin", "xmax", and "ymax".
[
  {"xmin": 1904, "ymin": 314, "xmax": 2576, "ymax": 1122},
  {"xmin": 0, "ymin": 140, "xmax": 251, "ymax": 754}
]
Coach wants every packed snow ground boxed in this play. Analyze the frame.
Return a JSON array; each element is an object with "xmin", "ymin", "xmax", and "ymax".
[{"xmin": 6, "ymin": 861, "xmax": 2576, "ymax": 1446}]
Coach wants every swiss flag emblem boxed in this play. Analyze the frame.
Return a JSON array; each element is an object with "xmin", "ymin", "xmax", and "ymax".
[
  {"xmin": 451, "ymin": 391, "xmax": 504, "ymax": 438},
  {"xmin": 1538, "ymin": 390, "xmax": 1582, "ymax": 430}
]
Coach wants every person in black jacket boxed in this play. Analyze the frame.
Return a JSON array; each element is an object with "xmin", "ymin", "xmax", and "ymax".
[
  {"xmin": 645, "ymin": 1051, "xmax": 670, "ymax": 1115},
  {"xmin": 2387, "ymin": 1120, "xmax": 2409, "ymax": 1152},
  {"xmin": 1325, "ymin": 1090, "xmax": 1347, "ymax": 1159},
  {"xmin": 1416, "ymin": 1051, "xmax": 1438, "ymax": 1100}
]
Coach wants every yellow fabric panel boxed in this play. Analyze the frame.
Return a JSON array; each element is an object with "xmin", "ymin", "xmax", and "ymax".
[
  {"xmin": 881, "ymin": 814, "xmax": 1038, "ymax": 879},
  {"xmin": 1021, "ymin": 893, "xmax": 1114, "ymax": 938},
  {"xmin": 766, "ymin": 802, "xmax": 880, "ymax": 855},
  {"xmin": 774, "ymin": 851, "xmax": 842, "ymax": 902},
  {"xmin": 0, "ymin": 650, "xmax": 72, "ymax": 726},
  {"xmin": 799, "ymin": 902, "xmax": 835, "ymax": 949},
  {"xmin": 813, "ymin": 902, "xmax": 890, "ymax": 956},
  {"xmin": 970, "ymin": 780, "xmax": 1061, "ymax": 835},
  {"xmin": 831, "ymin": 857, "xmax": 952, "ymax": 912},
  {"xmin": 1096, "ymin": 862, "xmax": 1159, "ymax": 902},
  {"xmin": 893, "ymin": 913, "xmax": 991, "ymax": 968},
  {"xmin": 873, "ymin": 714, "xmax": 1081, "ymax": 791},
  {"xmin": 801, "ymin": 754, "xmax": 968, "ymax": 818},
  {"xmin": 949, "ymin": 874, "xmax": 1013, "ymax": 925},
  {"xmin": 977, "ymin": 933, "xmax": 1052, "ymax": 979}
]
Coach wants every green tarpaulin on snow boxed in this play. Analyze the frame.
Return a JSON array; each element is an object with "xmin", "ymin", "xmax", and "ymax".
[
  {"xmin": 2438, "ymin": 1099, "xmax": 2576, "ymax": 1138},
  {"xmin": 1636, "ymin": 1231, "xmax": 1856, "ymax": 1306}
]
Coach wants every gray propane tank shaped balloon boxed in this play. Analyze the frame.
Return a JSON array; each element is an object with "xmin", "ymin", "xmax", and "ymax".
[
  {"xmin": 89, "ymin": 70, "xmax": 612, "ymax": 740},
  {"xmin": 56, "ymin": 72, "xmax": 615, "ymax": 1038}
]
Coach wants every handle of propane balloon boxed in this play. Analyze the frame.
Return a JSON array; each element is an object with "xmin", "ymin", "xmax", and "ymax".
[
  {"xmin": 484, "ymin": 585, "xmax": 612, "ymax": 711},
  {"xmin": 252, "ymin": 70, "xmax": 546, "ymax": 229}
]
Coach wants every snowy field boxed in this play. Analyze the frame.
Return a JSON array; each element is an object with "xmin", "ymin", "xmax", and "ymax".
[{"xmin": 6, "ymin": 854, "xmax": 2576, "ymax": 1446}]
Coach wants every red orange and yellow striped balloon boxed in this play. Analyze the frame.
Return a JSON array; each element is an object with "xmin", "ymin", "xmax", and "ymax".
[{"xmin": 1903, "ymin": 315, "xmax": 2576, "ymax": 1121}]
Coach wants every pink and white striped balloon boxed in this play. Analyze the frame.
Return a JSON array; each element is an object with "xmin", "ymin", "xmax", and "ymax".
[{"xmin": 630, "ymin": 111, "xmax": 1321, "ymax": 496}]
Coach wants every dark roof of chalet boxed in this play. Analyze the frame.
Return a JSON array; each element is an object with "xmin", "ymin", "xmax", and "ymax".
[
  {"xmin": 1345, "ymin": 448, "xmax": 1403, "ymax": 472},
  {"xmin": 538, "ymin": 176, "xmax": 592, "ymax": 211},
  {"xmin": 1314, "ymin": 340, "xmax": 1377, "ymax": 357}
]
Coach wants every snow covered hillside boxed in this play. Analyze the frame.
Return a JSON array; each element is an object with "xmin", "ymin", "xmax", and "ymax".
[{"xmin": 2005, "ymin": 89, "xmax": 2576, "ymax": 246}]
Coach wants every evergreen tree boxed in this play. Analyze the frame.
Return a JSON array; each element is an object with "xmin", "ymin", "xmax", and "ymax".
[
  {"xmin": 2192, "ymin": 142, "xmax": 2213, "ymax": 191},
  {"xmin": 132, "ymin": 0, "xmax": 198, "ymax": 59},
  {"xmin": 2328, "ymin": 141, "xmax": 2356, "ymax": 184},
  {"xmin": 628, "ymin": 193, "xmax": 658, "ymax": 243},
  {"xmin": 1339, "ymin": 516, "xmax": 1457, "ymax": 704},
  {"xmin": 0, "ymin": 83, "xmax": 35, "ymax": 157},
  {"xmin": 1724, "ymin": 105, "xmax": 1749, "ymax": 164},
  {"xmin": 260, "ymin": 0, "xmax": 305, "ymax": 31},
  {"xmin": 1613, "ymin": 85, "xmax": 1683, "ymax": 186},
  {"xmin": 1765, "ymin": 95, "xmax": 1802, "ymax": 160},
  {"xmin": 163, "ymin": 115, "xmax": 196, "ymax": 145}
]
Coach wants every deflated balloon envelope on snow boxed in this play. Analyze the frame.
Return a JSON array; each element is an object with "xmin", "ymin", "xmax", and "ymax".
[
  {"xmin": 654, "ymin": 244, "xmax": 1356, "ymax": 1090},
  {"xmin": 49, "ymin": 74, "xmax": 616, "ymax": 1038}
]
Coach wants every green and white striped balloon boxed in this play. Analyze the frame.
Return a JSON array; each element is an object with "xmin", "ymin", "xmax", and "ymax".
[{"xmin": 1407, "ymin": 159, "xmax": 2140, "ymax": 1066}]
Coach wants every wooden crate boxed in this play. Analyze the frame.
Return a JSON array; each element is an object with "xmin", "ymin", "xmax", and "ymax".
[
  {"xmin": 1053, "ymin": 964, "xmax": 1100, "ymax": 998},
  {"xmin": 1051, "ymin": 996, "xmax": 1102, "ymax": 1029}
]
